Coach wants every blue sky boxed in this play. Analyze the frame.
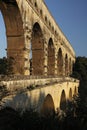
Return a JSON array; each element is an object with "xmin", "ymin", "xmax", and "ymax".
[
  {"xmin": 0, "ymin": 11, "xmax": 7, "ymax": 58},
  {"xmin": 45, "ymin": 0, "xmax": 87, "ymax": 57},
  {"xmin": 0, "ymin": 0, "xmax": 87, "ymax": 57}
]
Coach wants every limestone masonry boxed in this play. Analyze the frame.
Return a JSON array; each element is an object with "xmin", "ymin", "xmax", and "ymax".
[{"xmin": 0, "ymin": 0, "xmax": 79, "ymax": 114}]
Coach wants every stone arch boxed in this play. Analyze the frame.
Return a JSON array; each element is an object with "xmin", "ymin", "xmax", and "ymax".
[
  {"xmin": 69, "ymin": 88, "xmax": 72, "ymax": 101},
  {"xmin": 45, "ymin": 15, "xmax": 47, "ymax": 23},
  {"xmin": 31, "ymin": 22, "xmax": 44, "ymax": 75},
  {"xmin": 60, "ymin": 90, "xmax": 66, "ymax": 111},
  {"xmin": 41, "ymin": 94, "xmax": 55, "ymax": 116},
  {"xmin": 57, "ymin": 48, "xmax": 63, "ymax": 76},
  {"xmin": 34, "ymin": 1, "xmax": 38, "ymax": 8},
  {"xmin": 65, "ymin": 54, "xmax": 69, "ymax": 76},
  {"xmin": 40, "ymin": 9, "xmax": 43, "ymax": 17},
  {"xmin": 74, "ymin": 86, "xmax": 77, "ymax": 96},
  {"xmin": 69, "ymin": 57, "xmax": 72, "ymax": 75},
  {"xmin": 0, "ymin": 0, "xmax": 25, "ymax": 74},
  {"xmin": 29, "ymin": 42, "xmax": 32, "ymax": 75},
  {"xmin": 47, "ymin": 38, "xmax": 55, "ymax": 76},
  {"xmin": 34, "ymin": 1, "xmax": 38, "ymax": 12}
]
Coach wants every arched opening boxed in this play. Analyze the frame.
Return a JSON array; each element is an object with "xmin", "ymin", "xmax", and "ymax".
[
  {"xmin": 69, "ymin": 88, "xmax": 72, "ymax": 101},
  {"xmin": 69, "ymin": 58, "xmax": 72, "ymax": 75},
  {"xmin": 40, "ymin": 9, "xmax": 43, "ymax": 17},
  {"xmin": 31, "ymin": 22, "xmax": 44, "ymax": 75},
  {"xmin": 74, "ymin": 86, "xmax": 77, "ymax": 96},
  {"xmin": 65, "ymin": 54, "xmax": 68, "ymax": 76},
  {"xmin": 57, "ymin": 48, "xmax": 63, "ymax": 76},
  {"xmin": 41, "ymin": 94, "xmax": 55, "ymax": 117},
  {"xmin": 30, "ymin": 42, "xmax": 32, "ymax": 75},
  {"xmin": 0, "ymin": 0, "xmax": 24, "ymax": 74},
  {"xmin": 60, "ymin": 90, "xmax": 66, "ymax": 111},
  {"xmin": 48, "ymin": 38, "xmax": 55, "ymax": 76}
]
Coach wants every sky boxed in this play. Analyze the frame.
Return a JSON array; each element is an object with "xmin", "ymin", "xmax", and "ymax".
[
  {"xmin": 0, "ymin": 11, "xmax": 7, "ymax": 58},
  {"xmin": 0, "ymin": 0, "xmax": 87, "ymax": 57},
  {"xmin": 45, "ymin": 0, "xmax": 87, "ymax": 57}
]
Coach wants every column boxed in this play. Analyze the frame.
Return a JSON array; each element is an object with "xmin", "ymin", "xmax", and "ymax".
[
  {"xmin": 62, "ymin": 52, "xmax": 65, "ymax": 76},
  {"xmin": 23, "ymin": 22, "xmax": 32, "ymax": 75},
  {"xmin": 55, "ymin": 46, "xmax": 58, "ymax": 76},
  {"xmin": 44, "ymin": 38, "xmax": 48, "ymax": 76}
]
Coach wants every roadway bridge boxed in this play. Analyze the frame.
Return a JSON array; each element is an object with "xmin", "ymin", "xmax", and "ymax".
[{"xmin": 0, "ymin": 76, "xmax": 79, "ymax": 115}]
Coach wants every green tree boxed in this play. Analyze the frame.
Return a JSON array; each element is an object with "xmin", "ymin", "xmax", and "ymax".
[{"xmin": 0, "ymin": 57, "xmax": 14, "ymax": 75}]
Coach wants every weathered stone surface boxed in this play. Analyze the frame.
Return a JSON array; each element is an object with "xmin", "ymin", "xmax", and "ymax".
[
  {"xmin": 0, "ymin": 0, "xmax": 79, "ymax": 114},
  {"xmin": 0, "ymin": 77, "xmax": 79, "ymax": 112},
  {"xmin": 0, "ymin": 0, "xmax": 76, "ymax": 76}
]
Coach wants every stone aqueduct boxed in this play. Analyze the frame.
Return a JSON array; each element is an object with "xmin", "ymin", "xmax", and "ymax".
[
  {"xmin": 0, "ymin": 0, "xmax": 75, "ymax": 76},
  {"xmin": 0, "ymin": 0, "xmax": 79, "ymax": 114}
]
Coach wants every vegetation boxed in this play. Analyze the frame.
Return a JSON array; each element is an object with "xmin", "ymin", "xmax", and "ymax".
[
  {"xmin": 71, "ymin": 56, "xmax": 87, "ymax": 129},
  {"xmin": 72, "ymin": 56, "xmax": 87, "ymax": 97},
  {"xmin": 0, "ymin": 102, "xmax": 87, "ymax": 130},
  {"xmin": 0, "ymin": 57, "xmax": 14, "ymax": 75},
  {"xmin": 0, "ymin": 56, "xmax": 87, "ymax": 130}
]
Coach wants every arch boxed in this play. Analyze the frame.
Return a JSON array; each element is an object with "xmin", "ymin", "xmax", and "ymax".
[
  {"xmin": 65, "ymin": 54, "xmax": 69, "ymax": 76},
  {"xmin": 47, "ymin": 38, "xmax": 55, "ymax": 75},
  {"xmin": 69, "ymin": 57, "xmax": 72, "ymax": 75},
  {"xmin": 49, "ymin": 21, "xmax": 51, "ymax": 27},
  {"xmin": 34, "ymin": 1, "xmax": 37, "ymax": 8},
  {"xmin": 69, "ymin": 88, "xmax": 72, "ymax": 101},
  {"xmin": 41, "ymin": 94, "xmax": 55, "ymax": 116},
  {"xmin": 30, "ymin": 42, "xmax": 32, "ymax": 75},
  {"xmin": 52, "ymin": 26, "xmax": 54, "ymax": 32},
  {"xmin": 57, "ymin": 48, "xmax": 63, "ymax": 76},
  {"xmin": 40, "ymin": 9, "xmax": 43, "ymax": 17},
  {"xmin": 31, "ymin": 22, "xmax": 44, "ymax": 75},
  {"xmin": 34, "ymin": 1, "xmax": 38, "ymax": 11},
  {"xmin": 45, "ymin": 15, "xmax": 47, "ymax": 22},
  {"xmin": 60, "ymin": 90, "xmax": 66, "ymax": 111},
  {"xmin": 0, "ymin": 0, "xmax": 25, "ymax": 74},
  {"xmin": 74, "ymin": 86, "xmax": 77, "ymax": 96},
  {"xmin": 55, "ymin": 30, "xmax": 57, "ymax": 36}
]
